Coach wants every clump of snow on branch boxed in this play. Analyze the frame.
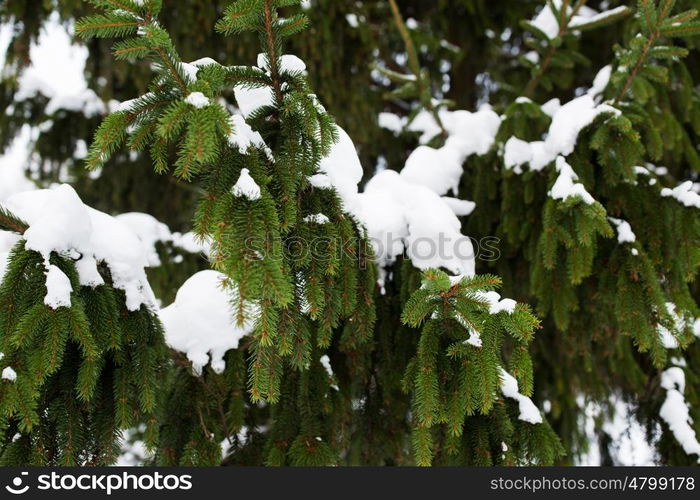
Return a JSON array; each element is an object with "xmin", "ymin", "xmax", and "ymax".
[
  {"xmin": 550, "ymin": 156, "xmax": 595, "ymax": 204},
  {"xmin": 608, "ymin": 217, "xmax": 636, "ymax": 244},
  {"xmin": 499, "ymin": 368, "xmax": 543, "ymax": 424},
  {"xmin": 658, "ymin": 302, "xmax": 699, "ymax": 349},
  {"xmin": 234, "ymin": 53, "xmax": 306, "ymax": 117},
  {"xmin": 2, "ymin": 366, "xmax": 17, "ymax": 382},
  {"xmin": 160, "ymin": 270, "xmax": 255, "ymax": 375},
  {"xmin": 327, "ymin": 106, "xmax": 498, "ymax": 275},
  {"xmin": 116, "ymin": 213, "xmax": 173, "ymax": 267},
  {"xmin": 659, "ymin": 367, "xmax": 700, "ymax": 462},
  {"xmin": 116, "ymin": 212, "xmax": 211, "ymax": 264},
  {"xmin": 528, "ymin": 1, "xmax": 622, "ymax": 40},
  {"xmin": 303, "ymin": 213, "xmax": 330, "ymax": 225},
  {"xmin": 232, "ymin": 168, "xmax": 262, "ymax": 201},
  {"xmin": 4, "ymin": 185, "xmax": 156, "ymax": 311},
  {"xmin": 661, "ymin": 181, "xmax": 700, "ymax": 209},
  {"xmin": 504, "ymin": 94, "xmax": 619, "ymax": 174},
  {"xmin": 228, "ymin": 114, "xmax": 273, "ymax": 160},
  {"xmin": 476, "ymin": 291, "xmax": 517, "ymax": 315},
  {"xmin": 44, "ymin": 265, "xmax": 73, "ymax": 309},
  {"xmin": 184, "ymin": 91, "xmax": 210, "ymax": 109}
]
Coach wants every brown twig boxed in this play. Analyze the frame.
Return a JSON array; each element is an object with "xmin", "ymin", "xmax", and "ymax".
[{"xmin": 387, "ymin": 0, "xmax": 448, "ymax": 137}]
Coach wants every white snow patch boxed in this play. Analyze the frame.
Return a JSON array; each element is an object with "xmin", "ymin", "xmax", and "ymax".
[
  {"xmin": 550, "ymin": 156, "xmax": 595, "ymax": 204},
  {"xmin": 232, "ymin": 168, "xmax": 262, "ymax": 201},
  {"xmin": 44, "ymin": 264, "xmax": 72, "ymax": 309},
  {"xmin": 661, "ymin": 181, "xmax": 700, "ymax": 209},
  {"xmin": 499, "ymin": 368, "xmax": 543, "ymax": 424},
  {"xmin": 303, "ymin": 213, "xmax": 329, "ymax": 224},
  {"xmin": 185, "ymin": 92, "xmax": 210, "ymax": 109},
  {"xmin": 659, "ymin": 367, "xmax": 700, "ymax": 461},
  {"xmin": 1, "ymin": 366, "xmax": 16, "ymax": 381},
  {"xmin": 160, "ymin": 270, "xmax": 255, "ymax": 375},
  {"xmin": 608, "ymin": 217, "xmax": 636, "ymax": 244},
  {"xmin": 5, "ymin": 185, "xmax": 156, "ymax": 311},
  {"xmin": 476, "ymin": 290, "xmax": 517, "ymax": 315}
]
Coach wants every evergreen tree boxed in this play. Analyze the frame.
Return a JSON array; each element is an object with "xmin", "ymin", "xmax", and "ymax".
[{"xmin": 0, "ymin": 0, "xmax": 699, "ymax": 467}]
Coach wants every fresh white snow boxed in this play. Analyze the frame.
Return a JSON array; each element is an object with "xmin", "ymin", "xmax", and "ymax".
[
  {"xmin": 232, "ymin": 168, "xmax": 262, "ymax": 201},
  {"xmin": 499, "ymin": 368, "xmax": 543, "ymax": 424},
  {"xmin": 160, "ymin": 270, "xmax": 255, "ymax": 375},
  {"xmin": 5, "ymin": 185, "xmax": 156, "ymax": 311}
]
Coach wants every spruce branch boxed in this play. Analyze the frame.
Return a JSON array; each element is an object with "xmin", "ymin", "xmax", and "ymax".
[
  {"xmin": 613, "ymin": 0, "xmax": 698, "ymax": 104},
  {"xmin": 0, "ymin": 205, "xmax": 28, "ymax": 235}
]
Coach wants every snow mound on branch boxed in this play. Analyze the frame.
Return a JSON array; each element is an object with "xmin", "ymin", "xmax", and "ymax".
[
  {"xmin": 475, "ymin": 291, "xmax": 517, "ymax": 315},
  {"xmin": 317, "ymin": 119, "xmax": 479, "ymax": 276},
  {"xmin": 234, "ymin": 53, "xmax": 307, "ymax": 117},
  {"xmin": 504, "ymin": 94, "xmax": 619, "ymax": 174},
  {"xmin": 228, "ymin": 114, "xmax": 272, "ymax": 160},
  {"xmin": 499, "ymin": 368, "xmax": 543, "ymax": 424},
  {"xmin": 550, "ymin": 156, "xmax": 595, "ymax": 204},
  {"xmin": 184, "ymin": 92, "xmax": 210, "ymax": 109},
  {"xmin": 116, "ymin": 212, "xmax": 212, "ymax": 264},
  {"xmin": 44, "ymin": 265, "xmax": 72, "ymax": 309},
  {"xmin": 529, "ymin": 0, "xmax": 600, "ymax": 40},
  {"xmin": 659, "ymin": 367, "xmax": 700, "ymax": 462},
  {"xmin": 318, "ymin": 125, "xmax": 364, "ymax": 212},
  {"xmin": 401, "ymin": 107, "xmax": 501, "ymax": 196},
  {"xmin": 5, "ymin": 185, "xmax": 156, "ymax": 311},
  {"xmin": 160, "ymin": 270, "xmax": 255, "ymax": 375},
  {"xmin": 608, "ymin": 217, "xmax": 636, "ymax": 244},
  {"xmin": 354, "ymin": 170, "xmax": 476, "ymax": 276},
  {"xmin": 661, "ymin": 181, "xmax": 700, "ymax": 209},
  {"xmin": 116, "ymin": 212, "xmax": 173, "ymax": 267},
  {"xmin": 2, "ymin": 366, "xmax": 16, "ymax": 382},
  {"xmin": 232, "ymin": 168, "xmax": 262, "ymax": 201}
]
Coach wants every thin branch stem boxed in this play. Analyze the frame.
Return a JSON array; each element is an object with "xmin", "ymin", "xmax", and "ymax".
[
  {"xmin": 614, "ymin": 33, "xmax": 657, "ymax": 104},
  {"xmin": 524, "ymin": 0, "xmax": 587, "ymax": 98},
  {"xmin": 387, "ymin": 0, "xmax": 447, "ymax": 137},
  {"xmin": 263, "ymin": 0, "xmax": 284, "ymax": 105}
]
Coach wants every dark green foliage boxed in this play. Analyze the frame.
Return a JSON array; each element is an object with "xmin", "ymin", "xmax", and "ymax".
[{"xmin": 0, "ymin": 234, "xmax": 167, "ymax": 465}]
